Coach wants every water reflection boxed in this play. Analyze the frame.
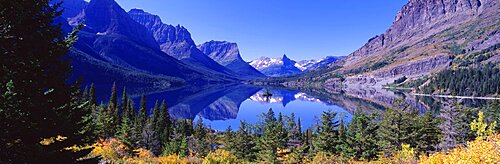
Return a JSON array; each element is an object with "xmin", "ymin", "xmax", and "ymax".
[{"xmin": 101, "ymin": 83, "xmax": 495, "ymax": 131}]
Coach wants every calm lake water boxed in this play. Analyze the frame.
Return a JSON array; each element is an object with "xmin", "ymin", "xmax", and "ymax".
[{"xmin": 96, "ymin": 83, "xmax": 495, "ymax": 131}]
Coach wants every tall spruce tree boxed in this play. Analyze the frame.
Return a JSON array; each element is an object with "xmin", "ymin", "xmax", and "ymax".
[
  {"xmin": 377, "ymin": 107, "xmax": 419, "ymax": 155},
  {"xmin": 415, "ymin": 111, "xmax": 441, "ymax": 153},
  {"xmin": 89, "ymin": 83, "xmax": 96, "ymax": 105},
  {"xmin": 158, "ymin": 100, "xmax": 172, "ymax": 147},
  {"xmin": 0, "ymin": 0, "xmax": 92, "ymax": 162},
  {"xmin": 257, "ymin": 108, "xmax": 279, "ymax": 163},
  {"xmin": 344, "ymin": 109, "xmax": 379, "ymax": 160},
  {"xmin": 287, "ymin": 113, "xmax": 302, "ymax": 148},
  {"xmin": 315, "ymin": 109, "xmax": 340, "ymax": 153},
  {"xmin": 230, "ymin": 121, "xmax": 257, "ymax": 161},
  {"xmin": 192, "ymin": 117, "xmax": 210, "ymax": 157}
]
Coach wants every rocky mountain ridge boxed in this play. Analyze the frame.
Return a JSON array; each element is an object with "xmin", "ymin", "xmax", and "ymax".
[
  {"xmin": 249, "ymin": 55, "xmax": 302, "ymax": 77},
  {"xmin": 198, "ymin": 41, "xmax": 266, "ymax": 79},
  {"xmin": 128, "ymin": 9, "xmax": 238, "ymax": 78},
  {"xmin": 277, "ymin": 0, "xmax": 500, "ymax": 89}
]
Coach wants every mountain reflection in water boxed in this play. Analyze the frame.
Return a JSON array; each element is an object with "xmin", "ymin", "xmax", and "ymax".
[{"xmin": 96, "ymin": 84, "xmax": 492, "ymax": 131}]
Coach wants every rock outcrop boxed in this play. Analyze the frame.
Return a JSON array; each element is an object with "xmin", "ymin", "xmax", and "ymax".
[
  {"xmin": 326, "ymin": 0, "xmax": 499, "ymax": 87},
  {"xmin": 344, "ymin": 0, "xmax": 488, "ymax": 66},
  {"xmin": 128, "ymin": 9, "xmax": 238, "ymax": 78},
  {"xmin": 198, "ymin": 41, "xmax": 266, "ymax": 79}
]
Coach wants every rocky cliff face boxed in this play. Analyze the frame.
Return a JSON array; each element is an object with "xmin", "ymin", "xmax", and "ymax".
[
  {"xmin": 72, "ymin": 0, "xmax": 160, "ymax": 49},
  {"xmin": 344, "ymin": 0, "xmax": 487, "ymax": 66},
  {"xmin": 128, "ymin": 9, "xmax": 238, "ymax": 78},
  {"xmin": 198, "ymin": 41, "xmax": 266, "ymax": 79},
  {"xmin": 321, "ymin": 0, "xmax": 500, "ymax": 88},
  {"xmin": 59, "ymin": 0, "xmax": 232, "ymax": 90}
]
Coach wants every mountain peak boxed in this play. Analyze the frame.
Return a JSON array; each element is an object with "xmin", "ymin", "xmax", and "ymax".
[
  {"xmin": 249, "ymin": 55, "xmax": 301, "ymax": 77},
  {"xmin": 75, "ymin": 0, "xmax": 160, "ymax": 49},
  {"xmin": 128, "ymin": 9, "xmax": 238, "ymax": 78},
  {"xmin": 199, "ymin": 40, "xmax": 265, "ymax": 79}
]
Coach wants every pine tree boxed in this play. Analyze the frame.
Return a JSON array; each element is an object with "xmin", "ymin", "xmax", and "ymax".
[
  {"xmin": 377, "ymin": 107, "xmax": 418, "ymax": 156},
  {"xmin": 109, "ymin": 82, "xmax": 117, "ymax": 109},
  {"xmin": 335, "ymin": 116, "xmax": 348, "ymax": 154},
  {"xmin": 192, "ymin": 117, "xmax": 210, "ymax": 157},
  {"xmin": 257, "ymin": 108, "xmax": 279, "ymax": 163},
  {"xmin": 89, "ymin": 83, "xmax": 96, "ymax": 105},
  {"xmin": 133, "ymin": 95, "xmax": 148, "ymax": 147},
  {"xmin": 0, "ymin": 0, "xmax": 92, "ymax": 161},
  {"xmin": 415, "ymin": 111, "xmax": 441, "ymax": 153},
  {"xmin": 287, "ymin": 113, "xmax": 302, "ymax": 148},
  {"xmin": 276, "ymin": 113, "xmax": 289, "ymax": 149},
  {"xmin": 344, "ymin": 109, "xmax": 379, "ymax": 160},
  {"xmin": 121, "ymin": 87, "xmax": 128, "ymax": 117},
  {"xmin": 229, "ymin": 121, "xmax": 257, "ymax": 161},
  {"xmin": 158, "ymin": 100, "xmax": 172, "ymax": 148},
  {"xmin": 138, "ymin": 95, "xmax": 147, "ymax": 126},
  {"xmin": 315, "ymin": 109, "xmax": 340, "ymax": 153},
  {"xmin": 116, "ymin": 110, "xmax": 134, "ymax": 146}
]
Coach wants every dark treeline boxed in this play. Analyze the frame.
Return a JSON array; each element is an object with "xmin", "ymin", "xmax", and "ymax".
[
  {"xmin": 87, "ymin": 87, "xmax": 500, "ymax": 163},
  {"xmin": 83, "ymin": 83, "xmax": 199, "ymax": 157},
  {"xmin": 421, "ymin": 63, "xmax": 500, "ymax": 96}
]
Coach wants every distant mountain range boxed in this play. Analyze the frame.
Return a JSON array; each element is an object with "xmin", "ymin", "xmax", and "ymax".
[
  {"xmin": 128, "ymin": 9, "xmax": 240, "ymax": 78},
  {"xmin": 249, "ymin": 55, "xmax": 343, "ymax": 77},
  {"xmin": 265, "ymin": 0, "xmax": 499, "ymax": 89},
  {"xmin": 53, "ymin": 0, "xmax": 273, "ymax": 90}
]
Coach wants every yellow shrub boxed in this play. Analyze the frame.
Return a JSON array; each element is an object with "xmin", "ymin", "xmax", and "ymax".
[
  {"xmin": 203, "ymin": 149, "xmax": 238, "ymax": 164},
  {"xmin": 91, "ymin": 138, "xmax": 130, "ymax": 162},
  {"xmin": 310, "ymin": 151, "xmax": 349, "ymax": 164},
  {"xmin": 470, "ymin": 111, "xmax": 497, "ymax": 140},
  {"xmin": 419, "ymin": 134, "xmax": 500, "ymax": 164}
]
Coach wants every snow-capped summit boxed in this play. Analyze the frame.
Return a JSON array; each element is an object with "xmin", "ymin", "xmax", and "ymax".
[
  {"xmin": 295, "ymin": 56, "xmax": 345, "ymax": 71},
  {"xmin": 249, "ymin": 54, "xmax": 302, "ymax": 77}
]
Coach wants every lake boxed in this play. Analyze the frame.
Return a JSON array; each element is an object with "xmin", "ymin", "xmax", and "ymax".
[{"xmin": 96, "ymin": 84, "xmax": 495, "ymax": 131}]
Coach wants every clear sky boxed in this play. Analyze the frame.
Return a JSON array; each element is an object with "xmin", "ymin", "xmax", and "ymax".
[{"xmin": 114, "ymin": 0, "xmax": 408, "ymax": 61}]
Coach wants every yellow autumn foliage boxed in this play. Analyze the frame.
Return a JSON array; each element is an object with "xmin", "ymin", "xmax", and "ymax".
[
  {"xmin": 203, "ymin": 149, "xmax": 239, "ymax": 164},
  {"xmin": 470, "ymin": 111, "xmax": 497, "ymax": 140},
  {"xmin": 91, "ymin": 138, "xmax": 130, "ymax": 162},
  {"xmin": 419, "ymin": 133, "xmax": 500, "ymax": 164}
]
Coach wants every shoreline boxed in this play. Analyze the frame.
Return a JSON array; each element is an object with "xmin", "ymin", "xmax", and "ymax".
[{"xmin": 412, "ymin": 93, "xmax": 500, "ymax": 100}]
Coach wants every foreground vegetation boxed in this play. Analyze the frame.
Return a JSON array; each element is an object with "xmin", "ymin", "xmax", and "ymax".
[{"xmin": 84, "ymin": 88, "xmax": 499, "ymax": 163}]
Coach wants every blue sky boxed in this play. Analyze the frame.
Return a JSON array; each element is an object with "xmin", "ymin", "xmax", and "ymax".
[{"xmin": 115, "ymin": 0, "xmax": 408, "ymax": 61}]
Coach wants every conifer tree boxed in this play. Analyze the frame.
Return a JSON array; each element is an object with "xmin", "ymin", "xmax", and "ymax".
[
  {"xmin": 377, "ymin": 107, "xmax": 418, "ymax": 155},
  {"xmin": 276, "ymin": 112, "xmax": 289, "ymax": 149},
  {"xmin": 89, "ymin": 83, "xmax": 96, "ymax": 105},
  {"xmin": 158, "ymin": 100, "xmax": 172, "ymax": 147},
  {"xmin": 116, "ymin": 109, "xmax": 134, "ymax": 146},
  {"xmin": 415, "ymin": 111, "xmax": 441, "ymax": 153},
  {"xmin": 315, "ymin": 109, "xmax": 340, "ymax": 153},
  {"xmin": 136, "ymin": 95, "xmax": 147, "ymax": 131},
  {"xmin": 230, "ymin": 121, "xmax": 257, "ymax": 161},
  {"xmin": 142, "ymin": 118, "xmax": 160, "ymax": 154},
  {"xmin": 107, "ymin": 83, "xmax": 120, "ymax": 134},
  {"xmin": 121, "ymin": 87, "xmax": 128, "ymax": 116},
  {"xmin": 257, "ymin": 108, "xmax": 279, "ymax": 163},
  {"xmin": 0, "ymin": 0, "xmax": 93, "ymax": 161},
  {"xmin": 192, "ymin": 117, "xmax": 210, "ymax": 157},
  {"xmin": 287, "ymin": 113, "xmax": 302, "ymax": 147},
  {"xmin": 344, "ymin": 109, "xmax": 379, "ymax": 160}
]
